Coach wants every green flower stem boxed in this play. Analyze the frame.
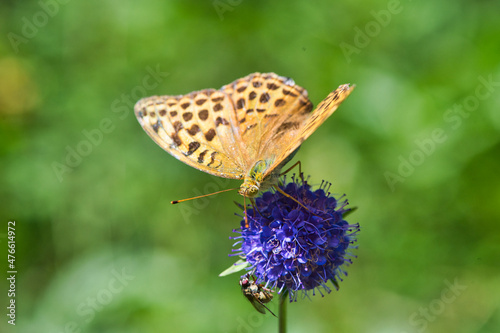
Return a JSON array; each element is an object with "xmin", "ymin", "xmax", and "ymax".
[{"xmin": 278, "ymin": 289, "xmax": 288, "ymax": 333}]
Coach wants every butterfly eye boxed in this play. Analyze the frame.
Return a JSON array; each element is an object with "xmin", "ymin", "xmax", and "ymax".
[
  {"xmin": 239, "ymin": 181, "xmax": 260, "ymax": 197},
  {"xmin": 245, "ymin": 185, "xmax": 259, "ymax": 198}
]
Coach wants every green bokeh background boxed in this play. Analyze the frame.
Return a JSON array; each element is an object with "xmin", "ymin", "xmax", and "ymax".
[{"xmin": 1, "ymin": 0, "xmax": 499, "ymax": 332}]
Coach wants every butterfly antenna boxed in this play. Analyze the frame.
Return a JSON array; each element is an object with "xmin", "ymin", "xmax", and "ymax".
[{"xmin": 171, "ymin": 188, "xmax": 238, "ymax": 204}]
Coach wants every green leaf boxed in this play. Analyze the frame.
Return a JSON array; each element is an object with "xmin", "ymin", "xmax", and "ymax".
[{"xmin": 219, "ymin": 259, "xmax": 249, "ymax": 277}]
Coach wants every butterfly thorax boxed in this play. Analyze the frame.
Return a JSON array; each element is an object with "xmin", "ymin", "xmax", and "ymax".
[{"xmin": 239, "ymin": 160, "xmax": 278, "ymax": 198}]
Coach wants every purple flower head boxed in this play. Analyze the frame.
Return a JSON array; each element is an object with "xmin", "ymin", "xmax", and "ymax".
[{"xmin": 232, "ymin": 174, "xmax": 360, "ymax": 301}]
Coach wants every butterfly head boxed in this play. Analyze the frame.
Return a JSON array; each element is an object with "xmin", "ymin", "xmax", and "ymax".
[
  {"xmin": 239, "ymin": 180, "xmax": 260, "ymax": 198},
  {"xmin": 239, "ymin": 160, "xmax": 273, "ymax": 197}
]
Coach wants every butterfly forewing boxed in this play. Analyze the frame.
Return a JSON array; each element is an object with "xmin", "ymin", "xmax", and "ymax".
[
  {"xmin": 222, "ymin": 73, "xmax": 313, "ymax": 168},
  {"xmin": 263, "ymin": 83, "xmax": 355, "ymax": 179},
  {"xmin": 135, "ymin": 90, "xmax": 245, "ymax": 179}
]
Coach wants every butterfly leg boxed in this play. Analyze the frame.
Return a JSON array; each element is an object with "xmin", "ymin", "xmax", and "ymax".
[
  {"xmin": 273, "ymin": 185, "xmax": 310, "ymax": 212},
  {"xmin": 250, "ymin": 198, "xmax": 264, "ymax": 217},
  {"xmin": 279, "ymin": 160, "xmax": 302, "ymax": 177},
  {"xmin": 243, "ymin": 198, "xmax": 263, "ymax": 228},
  {"xmin": 243, "ymin": 195, "xmax": 249, "ymax": 228}
]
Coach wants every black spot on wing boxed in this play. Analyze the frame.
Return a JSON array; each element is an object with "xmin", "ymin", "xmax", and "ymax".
[
  {"xmin": 198, "ymin": 149, "xmax": 208, "ymax": 163},
  {"xmin": 275, "ymin": 122, "xmax": 299, "ymax": 134},
  {"xmin": 186, "ymin": 142, "xmax": 201, "ymax": 156},
  {"xmin": 207, "ymin": 152, "xmax": 217, "ymax": 167}
]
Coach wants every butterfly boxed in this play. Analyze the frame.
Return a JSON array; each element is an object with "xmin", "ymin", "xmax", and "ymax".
[
  {"xmin": 240, "ymin": 274, "xmax": 276, "ymax": 317},
  {"xmin": 134, "ymin": 72, "xmax": 354, "ymax": 198}
]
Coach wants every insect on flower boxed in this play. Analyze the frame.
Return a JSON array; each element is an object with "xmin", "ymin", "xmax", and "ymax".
[
  {"xmin": 232, "ymin": 174, "xmax": 360, "ymax": 300},
  {"xmin": 240, "ymin": 274, "xmax": 276, "ymax": 317},
  {"xmin": 134, "ymin": 73, "xmax": 354, "ymax": 200}
]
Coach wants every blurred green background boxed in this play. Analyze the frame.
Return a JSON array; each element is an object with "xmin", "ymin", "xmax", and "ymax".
[{"xmin": 1, "ymin": 0, "xmax": 499, "ymax": 332}]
